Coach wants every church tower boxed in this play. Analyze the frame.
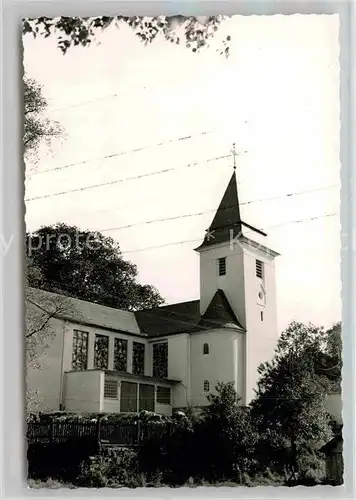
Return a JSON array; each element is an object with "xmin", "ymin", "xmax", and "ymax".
[{"xmin": 195, "ymin": 170, "xmax": 280, "ymax": 404}]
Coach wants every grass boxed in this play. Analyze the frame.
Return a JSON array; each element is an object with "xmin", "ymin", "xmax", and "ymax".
[{"xmin": 28, "ymin": 473, "xmax": 285, "ymax": 489}]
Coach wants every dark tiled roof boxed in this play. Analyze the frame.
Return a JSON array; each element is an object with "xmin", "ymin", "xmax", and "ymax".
[
  {"xmin": 28, "ymin": 287, "xmax": 244, "ymax": 338},
  {"xmin": 197, "ymin": 289, "xmax": 244, "ymax": 330},
  {"xmin": 135, "ymin": 290, "xmax": 244, "ymax": 337},
  {"xmin": 135, "ymin": 300, "xmax": 201, "ymax": 336},
  {"xmin": 319, "ymin": 434, "xmax": 343, "ymax": 454}
]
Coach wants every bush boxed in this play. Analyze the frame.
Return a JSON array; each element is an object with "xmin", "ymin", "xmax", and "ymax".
[
  {"xmin": 76, "ymin": 447, "xmax": 165, "ymax": 488},
  {"xmin": 27, "ymin": 438, "xmax": 99, "ymax": 482},
  {"xmin": 27, "ymin": 410, "xmax": 170, "ymax": 425}
]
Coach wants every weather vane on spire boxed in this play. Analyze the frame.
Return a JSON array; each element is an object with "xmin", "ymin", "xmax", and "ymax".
[
  {"xmin": 231, "ymin": 143, "xmax": 237, "ymax": 170},
  {"xmin": 230, "ymin": 144, "xmax": 248, "ymax": 178}
]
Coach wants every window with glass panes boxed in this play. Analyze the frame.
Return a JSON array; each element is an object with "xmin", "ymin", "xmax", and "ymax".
[
  {"xmin": 114, "ymin": 338, "xmax": 128, "ymax": 372},
  {"xmin": 132, "ymin": 342, "xmax": 145, "ymax": 376},
  {"xmin": 71, "ymin": 330, "xmax": 89, "ymax": 370},
  {"xmin": 152, "ymin": 342, "xmax": 168, "ymax": 379},
  {"xmin": 94, "ymin": 334, "xmax": 109, "ymax": 369},
  {"xmin": 156, "ymin": 386, "xmax": 171, "ymax": 404},
  {"xmin": 104, "ymin": 378, "xmax": 118, "ymax": 399}
]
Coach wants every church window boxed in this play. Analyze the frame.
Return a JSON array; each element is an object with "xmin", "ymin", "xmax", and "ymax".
[
  {"xmin": 204, "ymin": 380, "xmax": 210, "ymax": 392},
  {"xmin": 133, "ymin": 342, "xmax": 145, "ymax": 376},
  {"xmin": 114, "ymin": 338, "xmax": 128, "ymax": 372},
  {"xmin": 72, "ymin": 330, "xmax": 89, "ymax": 370},
  {"xmin": 256, "ymin": 259, "xmax": 264, "ymax": 279},
  {"xmin": 261, "ymin": 311, "xmax": 264, "ymax": 321},
  {"xmin": 218, "ymin": 257, "xmax": 226, "ymax": 276},
  {"xmin": 153, "ymin": 342, "xmax": 168, "ymax": 379},
  {"xmin": 94, "ymin": 334, "xmax": 109, "ymax": 369},
  {"xmin": 203, "ymin": 343, "xmax": 209, "ymax": 355}
]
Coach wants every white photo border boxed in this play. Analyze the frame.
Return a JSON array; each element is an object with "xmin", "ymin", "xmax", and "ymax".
[{"xmin": 0, "ymin": 0, "xmax": 354, "ymax": 498}]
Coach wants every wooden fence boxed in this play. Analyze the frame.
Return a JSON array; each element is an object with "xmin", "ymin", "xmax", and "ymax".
[{"xmin": 27, "ymin": 421, "xmax": 174, "ymax": 446}]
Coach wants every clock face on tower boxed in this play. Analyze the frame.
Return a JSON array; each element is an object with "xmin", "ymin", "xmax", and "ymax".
[{"xmin": 257, "ymin": 284, "xmax": 266, "ymax": 305}]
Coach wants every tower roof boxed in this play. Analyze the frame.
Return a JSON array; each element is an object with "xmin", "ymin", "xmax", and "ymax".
[
  {"xmin": 210, "ymin": 171, "xmax": 242, "ymax": 234},
  {"xmin": 197, "ymin": 289, "xmax": 243, "ymax": 330},
  {"xmin": 195, "ymin": 171, "xmax": 266, "ymax": 251}
]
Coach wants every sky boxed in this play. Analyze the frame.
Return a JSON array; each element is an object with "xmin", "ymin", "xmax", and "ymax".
[{"xmin": 23, "ymin": 15, "xmax": 341, "ymax": 331}]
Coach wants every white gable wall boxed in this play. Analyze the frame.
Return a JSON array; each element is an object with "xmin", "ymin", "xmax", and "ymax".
[
  {"xmin": 325, "ymin": 393, "xmax": 342, "ymax": 425},
  {"xmin": 26, "ymin": 304, "xmax": 65, "ymax": 412}
]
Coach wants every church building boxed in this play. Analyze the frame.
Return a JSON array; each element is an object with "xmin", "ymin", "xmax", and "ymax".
[{"xmin": 27, "ymin": 171, "xmax": 280, "ymax": 415}]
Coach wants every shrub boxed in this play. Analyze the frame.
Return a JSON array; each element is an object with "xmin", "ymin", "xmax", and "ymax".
[
  {"xmin": 27, "ymin": 438, "xmax": 99, "ymax": 482},
  {"xmin": 76, "ymin": 447, "xmax": 140, "ymax": 488}
]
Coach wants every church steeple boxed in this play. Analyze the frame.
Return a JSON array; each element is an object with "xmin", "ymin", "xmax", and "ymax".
[
  {"xmin": 195, "ymin": 156, "xmax": 280, "ymax": 406},
  {"xmin": 195, "ymin": 171, "xmax": 266, "ymax": 252}
]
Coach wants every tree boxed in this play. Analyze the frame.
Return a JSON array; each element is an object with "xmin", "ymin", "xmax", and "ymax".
[
  {"xmin": 24, "ymin": 76, "xmax": 64, "ymax": 162},
  {"xmin": 250, "ymin": 322, "xmax": 336, "ymax": 483},
  {"xmin": 315, "ymin": 322, "xmax": 342, "ymax": 393},
  {"xmin": 24, "ymin": 73, "xmax": 65, "ymax": 409},
  {"xmin": 23, "ymin": 16, "xmax": 231, "ymax": 57},
  {"xmin": 26, "ymin": 222, "xmax": 165, "ymax": 311},
  {"xmin": 198, "ymin": 382, "xmax": 258, "ymax": 481}
]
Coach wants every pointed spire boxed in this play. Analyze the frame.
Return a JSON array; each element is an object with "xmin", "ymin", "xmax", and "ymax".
[
  {"xmin": 195, "ymin": 171, "xmax": 243, "ymax": 251},
  {"xmin": 195, "ymin": 167, "xmax": 267, "ymax": 252},
  {"xmin": 210, "ymin": 171, "xmax": 241, "ymax": 232}
]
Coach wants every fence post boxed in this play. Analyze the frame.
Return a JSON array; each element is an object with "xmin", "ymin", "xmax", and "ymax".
[
  {"xmin": 96, "ymin": 419, "xmax": 102, "ymax": 447},
  {"xmin": 49, "ymin": 421, "xmax": 54, "ymax": 442},
  {"xmin": 137, "ymin": 421, "xmax": 141, "ymax": 446}
]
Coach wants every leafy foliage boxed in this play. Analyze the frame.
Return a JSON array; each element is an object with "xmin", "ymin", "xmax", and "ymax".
[
  {"xmin": 250, "ymin": 321, "xmax": 338, "ymax": 482},
  {"xmin": 77, "ymin": 447, "xmax": 142, "ymax": 488},
  {"xmin": 24, "ymin": 76, "xmax": 64, "ymax": 161},
  {"xmin": 27, "ymin": 410, "xmax": 170, "ymax": 425},
  {"xmin": 23, "ymin": 16, "xmax": 231, "ymax": 57},
  {"xmin": 199, "ymin": 382, "xmax": 259, "ymax": 481},
  {"xmin": 27, "ymin": 322, "xmax": 341, "ymax": 486},
  {"xmin": 26, "ymin": 223, "xmax": 165, "ymax": 310}
]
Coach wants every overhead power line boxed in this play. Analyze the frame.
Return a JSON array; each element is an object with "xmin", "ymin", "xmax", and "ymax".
[
  {"xmin": 27, "ymin": 129, "xmax": 216, "ymax": 178},
  {"xmin": 122, "ymin": 212, "xmax": 338, "ymax": 254},
  {"xmin": 98, "ymin": 184, "xmax": 339, "ymax": 233},
  {"xmin": 46, "ymin": 88, "xmax": 147, "ymax": 113},
  {"xmin": 25, "ymin": 154, "xmax": 230, "ymax": 202}
]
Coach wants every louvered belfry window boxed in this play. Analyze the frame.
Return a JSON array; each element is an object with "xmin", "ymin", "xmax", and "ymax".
[
  {"xmin": 256, "ymin": 259, "xmax": 263, "ymax": 279},
  {"xmin": 114, "ymin": 338, "xmax": 128, "ymax": 372},
  {"xmin": 153, "ymin": 342, "xmax": 168, "ymax": 379},
  {"xmin": 218, "ymin": 257, "xmax": 226, "ymax": 276},
  {"xmin": 94, "ymin": 334, "xmax": 109, "ymax": 369}
]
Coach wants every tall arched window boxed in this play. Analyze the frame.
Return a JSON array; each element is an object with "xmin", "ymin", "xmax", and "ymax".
[{"xmin": 203, "ymin": 343, "xmax": 209, "ymax": 355}]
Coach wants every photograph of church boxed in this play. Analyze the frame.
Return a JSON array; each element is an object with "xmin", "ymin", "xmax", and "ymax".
[
  {"xmin": 27, "ymin": 171, "xmax": 280, "ymax": 415},
  {"xmin": 23, "ymin": 13, "xmax": 343, "ymax": 489}
]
